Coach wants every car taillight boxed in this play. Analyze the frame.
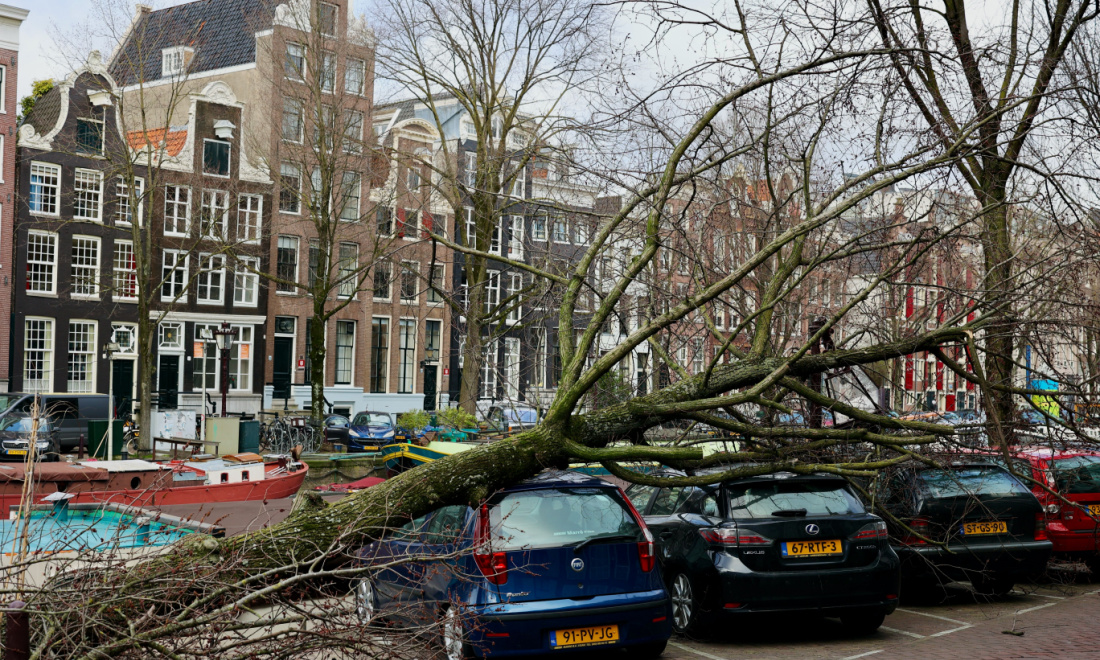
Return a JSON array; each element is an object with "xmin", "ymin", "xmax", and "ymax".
[
  {"xmin": 474, "ymin": 503, "xmax": 508, "ymax": 585},
  {"xmin": 619, "ymin": 487, "xmax": 656, "ymax": 572},
  {"xmin": 900, "ymin": 517, "xmax": 929, "ymax": 545},
  {"xmin": 851, "ymin": 520, "xmax": 888, "ymax": 540},
  {"xmin": 698, "ymin": 527, "xmax": 771, "ymax": 547},
  {"xmin": 1035, "ymin": 512, "xmax": 1048, "ymax": 541}
]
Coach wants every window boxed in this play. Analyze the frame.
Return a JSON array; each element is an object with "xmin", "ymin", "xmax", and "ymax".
[
  {"xmin": 509, "ymin": 215, "xmax": 524, "ymax": 258},
  {"xmin": 161, "ymin": 250, "xmax": 189, "ymax": 302},
  {"xmin": 71, "ymin": 169, "xmax": 104, "ymax": 221},
  {"xmin": 285, "ymin": 42, "xmax": 305, "ymax": 79},
  {"xmin": 321, "ymin": 52, "xmax": 336, "ymax": 93},
  {"xmin": 532, "ymin": 212, "xmax": 547, "ymax": 241},
  {"xmin": 319, "ymin": 2, "xmax": 338, "ymax": 35},
  {"xmin": 507, "ymin": 272, "xmax": 522, "ymax": 322},
  {"xmin": 282, "ymin": 99, "xmax": 304, "ymax": 142},
  {"xmin": 23, "ymin": 318, "xmax": 53, "ymax": 391},
  {"xmin": 315, "ymin": 104, "xmax": 336, "ymax": 151},
  {"xmin": 370, "ymin": 317, "xmax": 389, "ymax": 393},
  {"xmin": 692, "ymin": 338, "xmax": 704, "ymax": 374},
  {"xmin": 111, "ymin": 323, "xmax": 137, "ymax": 354},
  {"xmin": 489, "ymin": 217, "xmax": 502, "ymax": 254},
  {"xmin": 343, "ymin": 110, "xmax": 363, "ymax": 154},
  {"xmin": 339, "ymin": 171, "xmax": 360, "ymax": 220},
  {"xmin": 200, "ymin": 190, "xmax": 229, "ymax": 240},
  {"xmin": 335, "ymin": 320, "xmax": 355, "ymax": 385},
  {"xmin": 402, "ymin": 208, "xmax": 418, "ymax": 236},
  {"xmin": 503, "ymin": 338, "xmax": 520, "ymax": 398},
  {"xmin": 480, "ymin": 340, "xmax": 498, "ymax": 399},
  {"xmin": 194, "ymin": 324, "xmax": 253, "ymax": 391},
  {"xmin": 575, "ymin": 222, "xmax": 590, "ymax": 245},
  {"xmin": 484, "ymin": 270, "xmax": 500, "ymax": 314},
  {"xmin": 197, "ymin": 254, "xmax": 226, "ymax": 304},
  {"xmin": 373, "ymin": 260, "xmax": 392, "ymax": 299},
  {"xmin": 553, "ymin": 216, "xmax": 569, "ymax": 243},
  {"xmin": 115, "ymin": 177, "xmax": 144, "ymax": 225},
  {"xmin": 26, "ymin": 231, "xmax": 57, "ymax": 295},
  {"xmin": 464, "ymin": 207, "xmax": 476, "ymax": 247},
  {"xmin": 345, "ymin": 58, "xmax": 366, "ymax": 95},
  {"xmin": 425, "ymin": 319, "xmax": 442, "ymax": 361},
  {"xmin": 511, "ymin": 170, "xmax": 524, "ymax": 198},
  {"xmin": 534, "ymin": 328, "xmax": 548, "ymax": 388},
  {"xmin": 113, "ymin": 240, "xmax": 137, "ymax": 301},
  {"xmin": 279, "ymin": 163, "xmax": 301, "ymax": 213},
  {"xmin": 428, "ymin": 264, "xmax": 445, "ymax": 303},
  {"xmin": 164, "ymin": 185, "xmax": 191, "ymax": 235},
  {"xmin": 159, "ymin": 322, "xmax": 183, "ymax": 350},
  {"xmin": 237, "ymin": 194, "xmax": 262, "ymax": 242},
  {"xmin": 398, "ymin": 319, "xmax": 416, "ymax": 394},
  {"xmin": 338, "ymin": 242, "xmax": 358, "ymax": 297},
  {"xmin": 203, "ymin": 139, "xmax": 230, "ymax": 176},
  {"xmin": 29, "ymin": 163, "xmax": 60, "ymax": 216},
  {"xmin": 376, "ymin": 207, "xmax": 393, "ymax": 235},
  {"xmin": 67, "ymin": 321, "xmax": 96, "ymax": 393},
  {"xmin": 76, "ymin": 118, "xmax": 104, "ymax": 155},
  {"xmin": 276, "ymin": 236, "xmax": 298, "ymax": 292},
  {"xmin": 307, "ymin": 239, "xmax": 321, "ymax": 290},
  {"xmin": 71, "ymin": 236, "xmax": 100, "ymax": 298},
  {"xmin": 407, "ymin": 166, "xmax": 421, "ymax": 191},
  {"xmin": 400, "ymin": 261, "xmax": 419, "ymax": 302},
  {"xmin": 162, "ymin": 47, "xmax": 190, "ymax": 76}
]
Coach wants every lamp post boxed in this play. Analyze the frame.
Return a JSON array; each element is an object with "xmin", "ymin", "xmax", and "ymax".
[
  {"xmin": 212, "ymin": 322, "xmax": 238, "ymax": 418},
  {"xmin": 101, "ymin": 342, "xmax": 121, "ymax": 459}
]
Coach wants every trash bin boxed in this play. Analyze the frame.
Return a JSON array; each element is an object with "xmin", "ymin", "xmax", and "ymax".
[
  {"xmin": 239, "ymin": 420, "xmax": 260, "ymax": 454},
  {"xmin": 86, "ymin": 420, "xmax": 125, "ymax": 459}
]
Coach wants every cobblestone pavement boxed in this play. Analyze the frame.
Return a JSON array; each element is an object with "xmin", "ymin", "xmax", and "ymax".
[{"xmin": 658, "ymin": 567, "xmax": 1100, "ymax": 660}]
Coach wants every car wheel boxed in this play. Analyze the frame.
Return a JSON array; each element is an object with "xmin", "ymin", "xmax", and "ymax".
[
  {"xmin": 355, "ymin": 578, "xmax": 376, "ymax": 625},
  {"xmin": 669, "ymin": 572, "xmax": 703, "ymax": 636},
  {"xmin": 972, "ymin": 573, "xmax": 1015, "ymax": 597},
  {"xmin": 840, "ymin": 609, "xmax": 885, "ymax": 635},
  {"xmin": 629, "ymin": 640, "xmax": 668, "ymax": 658},
  {"xmin": 441, "ymin": 605, "xmax": 472, "ymax": 660}
]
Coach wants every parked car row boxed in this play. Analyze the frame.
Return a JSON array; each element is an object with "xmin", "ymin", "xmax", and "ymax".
[
  {"xmin": 351, "ymin": 449, "xmax": 1093, "ymax": 658},
  {"xmin": 323, "ymin": 411, "xmax": 418, "ymax": 451}
]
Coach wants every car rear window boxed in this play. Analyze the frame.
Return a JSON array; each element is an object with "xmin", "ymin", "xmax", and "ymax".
[
  {"xmin": 489, "ymin": 487, "xmax": 642, "ymax": 550},
  {"xmin": 1052, "ymin": 456, "xmax": 1100, "ymax": 494},
  {"xmin": 918, "ymin": 466, "xmax": 1030, "ymax": 498},
  {"xmin": 726, "ymin": 481, "xmax": 864, "ymax": 518},
  {"xmin": 353, "ymin": 413, "xmax": 392, "ymax": 426}
]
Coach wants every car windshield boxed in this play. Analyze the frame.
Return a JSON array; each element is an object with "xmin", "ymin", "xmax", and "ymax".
[
  {"xmin": 488, "ymin": 487, "xmax": 642, "ymax": 550},
  {"xmin": 1052, "ymin": 456, "xmax": 1100, "ymax": 494},
  {"xmin": 0, "ymin": 416, "xmax": 35, "ymax": 433},
  {"xmin": 918, "ymin": 466, "xmax": 1030, "ymax": 498},
  {"xmin": 0, "ymin": 395, "xmax": 26, "ymax": 412},
  {"xmin": 353, "ymin": 413, "xmax": 392, "ymax": 427},
  {"xmin": 726, "ymin": 481, "xmax": 864, "ymax": 518}
]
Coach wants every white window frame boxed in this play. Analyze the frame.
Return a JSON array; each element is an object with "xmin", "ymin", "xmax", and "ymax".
[
  {"xmin": 343, "ymin": 110, "xmax": 363, "ymax": 154},
  {"xmin": 115, "ymin": 176, "xmax": 144, "ymax": 226},
  {"xmin": 158, "ymin": 322, "xmax": 184, "ymax": 351},
  {"xmin": 23, "ymin": 317, "xmax": 54, "ymax": 392},
  {"xmin": 335, "ymin": 320, "xmax": 356, "ymax": 386},
  {"xmin": 113, "ymin": 240, "xmax": 137, "ymax": 302},
  {"xmin": 29, "ymin": 162, "xmax": 60, "ymax": 217},
  {"xmin": 237, "ymin": 193, "xmax": 263, "ymax": 243},
  {"xmin": 279, "ymin": 163, "xmax": 301, "ymax": 214},
  {"xmin": 428, "ymin": 264, "xmax": 445, "ymax": 304},
  {"xmin": 200, "ymin": 189, "xmax": 230, "ymax": 240},
  {"xmin": 503, "ymin": 337, "xmax": 520, "ymax": 398},
  {"xmin": 552, "ymin": 215, "xmax": 569, "ymax": 244},
  {"xmin": 506, "ymin": 272, "xmax": 523, "ymax": 323},
  {"xmin": 70, "ymin": 235, "xmax": 101, "ymax": 299},
  {"xmin": 345, "ymin": 58, "xmax": 366, "ymax": 95},
  {"xmin": 321, "ymin": 51, "xmax": 337, "ymax": 93},
  {"xmin": 67, "ymin": 320, "xmax": 98, "ymax": 393},
  {"xmin": 532, "ymin": 212, "xmax": 547, "ymax": 241},
  {"xmin": 26, "ymin": 230, "xmax": 58, "ymax": 295},
  {"xmin": 203, "ymin": 138, "xmax": 231, "ymax": 177},
  {"xmin": 0, "ymin": 65, "xmax": 6, "ymax": 115},
  {"xmin": 164, "ymin": 185, "xmax": 191, "ymax": 236},
  {"xmin": 73, "ymin": 169, "xmax": 104, "ymax": 222},
  {"xmin": 370, "ymin": 316, "xmax": 390, "ymax": 393},
  {"xmin": 480, "ymin": 339, "xmax": 498, "ymax": 400},
  {"xmin": 197, "ymin": 253, "xmax": 226, "ymax": 305},
  {"xmin": 111, "ymin": 323, "xmax": 138, "ymax": 355},
  {"xmin": 509, "ymin": 215, "xmax": 524, "ymax": 259},
  {"xmin": 285, "ymin": 42, "xmax": 305, "ymax": 80},
  {"xmin": 373, "ymin": 260, "xmax": 392, "ymax": 301},
  {"xmin": 397, "ymin": 318, "xmax": 416, "ymax": 394},
  {"xmin": 162, "ymin": 47, "xmax": 191, "ymax": 77},
  {"xmin": 276, "ymin": 235, "xmax": 299, "ymax": 293},
  {"xmin": 234, "ymin": 256, "xmax": 260, "ymax": 307},
  {"xmin": 400, "ymin": 260, "xmax": 419, "ymax": 302},
  {"xmin": 338, "ymin": 242, "xmax": 359, "ymax": 298},
  {"xmin": 484, "ymin": 270, "xmax": 501, "ymax": 314},
  {"xmin": 161, "ymin": 249, "xmax": 190, "ymax": 302},
  {"xmin": 282, "ymin": 98, "xmax": 304, "ymax": 143},
  {"xmin": 339, "ymin": 171, "xmax": 361, "ymax": 221}
]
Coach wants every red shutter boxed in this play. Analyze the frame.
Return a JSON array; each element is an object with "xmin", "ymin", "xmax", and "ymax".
[
  {"xmin": 905, "ymin": 356, "xmax": 914, "ymax": 391},
  {"xmin": 396, "ymin": 208, "xmax": 407, "ymax": 237}
]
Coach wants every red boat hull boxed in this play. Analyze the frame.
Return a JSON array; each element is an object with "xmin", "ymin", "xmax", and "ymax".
[{"xmin": 0, "ymin": 462, "xmax": 308, "ymax": 512}]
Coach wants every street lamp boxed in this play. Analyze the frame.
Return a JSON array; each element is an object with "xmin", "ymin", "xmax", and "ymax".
[
  {"xmin": 101, "ymin": 342, "xmax": 121, "ymax": 459},
  {"xmin": 211, "ymin": 322, "xmax": 238, "ymax": 418}
]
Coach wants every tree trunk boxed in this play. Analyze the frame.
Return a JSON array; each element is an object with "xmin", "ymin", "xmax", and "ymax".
[
  {"xmin": 459, "ymin": 254, "xmax": 487, "ymax": 414},
  {"xmin": 978, "ymin": 199, "xmax": 1016, "ymax": 446},
  {"xmin": 309, "ymin": 314, "xmax": 327, "ymax": 422}
]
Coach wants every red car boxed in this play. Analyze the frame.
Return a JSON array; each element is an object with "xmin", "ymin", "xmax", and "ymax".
[{"xmin": 1007, "ymin": 448, "xmax": 1100, "ymax": 571}]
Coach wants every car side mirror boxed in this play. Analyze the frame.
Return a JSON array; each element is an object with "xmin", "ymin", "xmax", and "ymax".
[{"xmin": 677, "ymin": 513, "xmax": 719, "ymax": 526}]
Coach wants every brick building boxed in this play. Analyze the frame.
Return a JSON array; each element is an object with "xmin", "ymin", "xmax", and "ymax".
[{"xmin": 0, "ymin": 4, "xmax": 26, "ymax": 392}]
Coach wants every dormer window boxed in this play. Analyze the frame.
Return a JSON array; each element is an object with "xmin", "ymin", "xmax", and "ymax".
[
  {"xmin": 76, "ymin": 117, "xmax": 104, "ymax": 155},
  {"xmin": 203, "ymin": 139, "xmax": 230, "ymax": 177},
  {"xmin": 162, "ymin": 47, "xmax": 193, "ymax": 78}
]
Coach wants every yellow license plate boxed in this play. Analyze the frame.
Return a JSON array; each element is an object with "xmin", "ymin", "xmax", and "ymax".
[
  {"xmin": 961, "ymin": 521, "xmax": 1007, "ymax": 535},
  {"xmin": 783, "ymin": 539, "xmax": 842, "ymax": 557},
  {"xmin": 6, "ymin": 450, "xmax": 26, "ymax": 456},
  {"xmin": 1087, "ymin": 505, "xmax": 1100, "ymax": 516},
  {"xmin": 552, "ymin": 624, "xmax": 619, "ymax": 649}
]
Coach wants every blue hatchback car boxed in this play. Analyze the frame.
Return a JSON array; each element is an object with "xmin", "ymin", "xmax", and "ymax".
[
  {"xmin": 347, "ymin": 411, "xmax": 414, "ymax": 451},
  {"xmin": 355, "ymin": 471, "xmax": 671, "ymax": 658}
]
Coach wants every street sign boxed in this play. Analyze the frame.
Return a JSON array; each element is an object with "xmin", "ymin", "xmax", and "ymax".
[
  {"xmin": 297, "ymin": 358, "xmax": 306, "ymax": 369},
  {"xmin": 443, "ymin": 368, "xmax": 450, "ymax": 375}
]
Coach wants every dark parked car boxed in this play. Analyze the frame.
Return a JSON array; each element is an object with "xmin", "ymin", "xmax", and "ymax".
[
  {"xmin": 347, "ymin": 411, "xmax": 413, "ymax": 451},
  {"xmin": 356, "ymin": 471, "xmax": 670, "ymax": 658},
  {"xmin": 0, "ymin": 413, "xmax": 60, "ymax": 461},
  {"xmin": 323, "ymin": 415, "xmax": 351, "ymax": 445},
  {"xmin": 0, "ymin": 393, "xmax": 110, "ymax": 452},
  {"xmin": 876, "ymin": 463, "xmax": 1052, "ymax": 596},
  {"xmin": 626, "ymin": 470, "xmax": 900, "ymax": 636}
]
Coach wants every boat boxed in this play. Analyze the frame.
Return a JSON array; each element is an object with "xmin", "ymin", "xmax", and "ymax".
[
  {"xmin": 381, "ymin": 440, "xmax": 478, "ymax": 473},
  {"xmin": 0, "ymin": 454, "xmax": 308, "ymax": 511}
]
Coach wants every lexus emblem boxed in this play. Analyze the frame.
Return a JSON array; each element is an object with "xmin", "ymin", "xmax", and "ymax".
[
  {"xmin": 570, "ymin": 558, "xmax": 585, "ymax": 572},
  {"xmin": 805, "ymin": 524, "xmax": 820, "ymax": 535}
]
